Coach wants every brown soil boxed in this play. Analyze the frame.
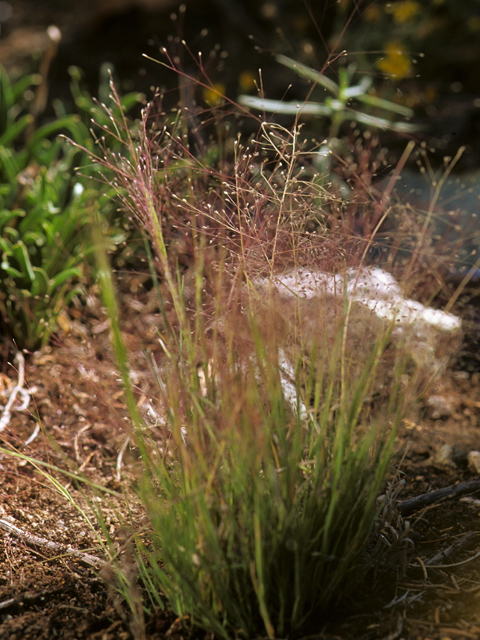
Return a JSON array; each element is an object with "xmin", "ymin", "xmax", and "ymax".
[{"xmin": 0, "ymin": 276, "xmax": 480, "ymax": 640}]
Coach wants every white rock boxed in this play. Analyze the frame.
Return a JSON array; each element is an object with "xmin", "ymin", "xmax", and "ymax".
[
  {"xmin": 255, "ymin": 267, "xmax": 462, "ymax": 416},
  {"xmin": 259, "ymin": 267, "xmax": 461, "ymax": 334}
]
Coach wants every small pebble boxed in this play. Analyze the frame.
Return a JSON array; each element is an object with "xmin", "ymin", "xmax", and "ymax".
[
  {"xmin": 468, "ymin": 451, "xmax": 480, "ymax": 474},
  {"xmin": 433, "ymin": 444, "xmax": 457, "ymax": 469},
  {"xmin": 426, "ymin": 394, "xmax": 454, "ymax": 420}
]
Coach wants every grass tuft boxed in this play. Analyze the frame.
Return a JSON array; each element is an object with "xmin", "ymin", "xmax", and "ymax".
[{"xmin": 89, "ymin": 71, "xmax": 414, "ymax": 638}]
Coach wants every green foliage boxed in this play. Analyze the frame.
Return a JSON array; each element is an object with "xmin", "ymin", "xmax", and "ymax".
[
  {"xmin": 239, "ymin": 54, "xmax": 419, "ymax": 138},
  {"xmin": 67, "ymin": 63, "xmax": 143, "ymax": 147},
  {"xmin": 0, "ymin": 65, "xmax": 116, "ymax": 350},
  {"xmin": 0, "ymin": 66, "xmax": 88, "ymax": 349},
  {"xmin": 0, "ymin": 60, "xmax": 143, "ymax": 350},
  {"xmin": 0, "ymin": 184, "xmax": 96, "ymax": 351}
]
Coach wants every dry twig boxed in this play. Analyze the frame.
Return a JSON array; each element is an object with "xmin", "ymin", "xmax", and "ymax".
[
  {"xmin": 397, "ymin": 480, "xmax": 480, "ymax": 516},
  {"xmin": 0, "ymin": 517, "xmax": 105, "ymax": 567}
]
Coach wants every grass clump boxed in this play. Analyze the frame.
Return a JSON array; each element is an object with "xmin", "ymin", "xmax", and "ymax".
[
  {"xmin": 91, "ymin": 74, "xmax": 410, "ymax": 639},
  {"xmin": 131, "ymin": 302, "xmax": 401, "ymax": 639}
]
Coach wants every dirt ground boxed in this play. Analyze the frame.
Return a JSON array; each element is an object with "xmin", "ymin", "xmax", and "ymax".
[{"xmin": 0, "ymin": 275, "xmax": 480, "ymax": 640}]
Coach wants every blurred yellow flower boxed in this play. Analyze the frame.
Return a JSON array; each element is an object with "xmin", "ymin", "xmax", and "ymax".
[
  {"xmin": 238, "ymin": 71, "xmax": 256, "ymax": 93},
  {"xmin": 468, "ymin": 16, "xmax": 480, "ymax": 31},
  {"xmin": 377, "ymin": 42, "xmax": 412, "ymax": 79},
  {"xmin": 203, "ymin": 83, "xmax": 226, "ymax": 106},
  {"xmin": 389, "ymin": 1, "xmax": 420, "ymax": 24}
]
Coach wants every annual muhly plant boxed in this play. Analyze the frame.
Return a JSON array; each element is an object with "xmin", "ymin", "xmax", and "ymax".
[
  {"xmin": 90, "ymin": 73, "xmax": 411, "ymax": 638},
  {"xmin": 133, "ymin": 293, "xmax": 402, "ymax": 639}
]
